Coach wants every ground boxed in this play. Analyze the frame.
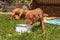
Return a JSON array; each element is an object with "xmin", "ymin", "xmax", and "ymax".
[{"xmin": 0, "ymin": 14, "xmax": 60, "ymax": 40}]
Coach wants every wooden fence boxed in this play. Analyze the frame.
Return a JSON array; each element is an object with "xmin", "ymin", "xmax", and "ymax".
[
  {"xmin": 30, "ymin": 0, "xmax": 60, "ymax": 17},
  {"xmin": 36, "ymin": 0, "xmax": 60, "ymax": 5}
]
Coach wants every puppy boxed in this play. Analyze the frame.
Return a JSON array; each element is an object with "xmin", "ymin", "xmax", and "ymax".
[
  {"xmin": 10, "ymin": 8, "xmax": 25, "ymax": 20},
  {"xmin": 25, "ymin": 8, "xmax": 46, "ymax": 33},
  {"xmin": 10, "ymin": 8, "xmax": 48, "ymax": 20}
]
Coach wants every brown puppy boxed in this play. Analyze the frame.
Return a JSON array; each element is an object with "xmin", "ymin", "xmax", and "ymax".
[
  {"xmin": 10, "ymin": 8, "xmax": 25, "ymax": 20},
  {"xmin": 25, "ymin": 8, "xmax": 47, "ymax": 33},
  {"xmin": 10, "ymin": 8, "xmax": 48, "ymax": 20}
]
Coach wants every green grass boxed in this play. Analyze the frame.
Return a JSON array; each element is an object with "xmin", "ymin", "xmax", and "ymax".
[{"xmin": 0, "ymin": 14, "xmax": 60, "ymax": 40}]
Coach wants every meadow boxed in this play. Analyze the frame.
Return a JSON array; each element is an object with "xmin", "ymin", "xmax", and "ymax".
[{"xmin": 0, "ymin": 14, "xmax": 60, "ymax": 40}]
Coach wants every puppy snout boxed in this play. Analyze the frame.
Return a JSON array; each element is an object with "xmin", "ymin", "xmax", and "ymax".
[{"xmin": 14, "ymin": 15, "xmax": 20, "ymax": 20}]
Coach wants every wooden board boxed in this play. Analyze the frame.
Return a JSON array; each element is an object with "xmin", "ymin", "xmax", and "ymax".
[{"xmin": 36, "ymin": 0, "xmax": 60, "ymax": 5}]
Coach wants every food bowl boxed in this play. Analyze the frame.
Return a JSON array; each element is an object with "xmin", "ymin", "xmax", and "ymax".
[{"xmin": 16, "ymin": 24, "xmax": 32, "ymax": 33}]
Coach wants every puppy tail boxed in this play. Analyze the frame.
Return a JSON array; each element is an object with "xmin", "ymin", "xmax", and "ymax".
[{"xmin": 43, "ymin": 13, "xmax": 49, "ymax": 17}]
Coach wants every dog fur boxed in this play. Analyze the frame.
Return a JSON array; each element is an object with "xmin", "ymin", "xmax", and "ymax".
[
  {"xmin": 25, "ymin": 8, "xmax": 47, "ymax": 33},
  {"xmin": 10, "ymin": 8, "xmax": 48, "ymax": 20},
  {"xmin": 10, "ymin": 8, "xmax": 25, "ymax": 20},
  {"xmin": 10, "ymin": 8, "xmax": 47, "ymax": 33}
]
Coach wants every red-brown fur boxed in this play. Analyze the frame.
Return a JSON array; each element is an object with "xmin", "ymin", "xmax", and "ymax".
[
  {"xmin": 10, "ymin": 8, "xmax": 48, "ymax": 33},
  {"xmin": 10, "ymin": 8, "xmax": 25, "ymax": 20},
  {"xmin": 25, "ymin": 8, "xmax": 47, "ymax": 33}
]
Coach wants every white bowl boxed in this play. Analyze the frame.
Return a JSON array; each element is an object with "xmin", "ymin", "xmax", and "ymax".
[{"xmin": 16, "ymin": 24, "xmax": 32, "ymax": 33}]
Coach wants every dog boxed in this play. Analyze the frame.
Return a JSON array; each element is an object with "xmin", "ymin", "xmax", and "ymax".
[
  {"xmin": 10, "ymin": 8, "xmax": 48, "ymax": 20},
  {"xmin": 10, "ymin": 8, "xmax": 26, "ymax": 20},
  {"xmin": 10, "ymin": 8, "xmax": 47, "ymax": 33},
  {"xmin": 25, "ymin": 8, "xmax": 47, "ymax": 33}
]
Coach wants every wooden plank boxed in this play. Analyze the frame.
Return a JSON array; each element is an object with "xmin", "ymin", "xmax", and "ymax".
[{"xmin": 36, "ymin": 0, "xmax": 60, "ymax": 4}]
